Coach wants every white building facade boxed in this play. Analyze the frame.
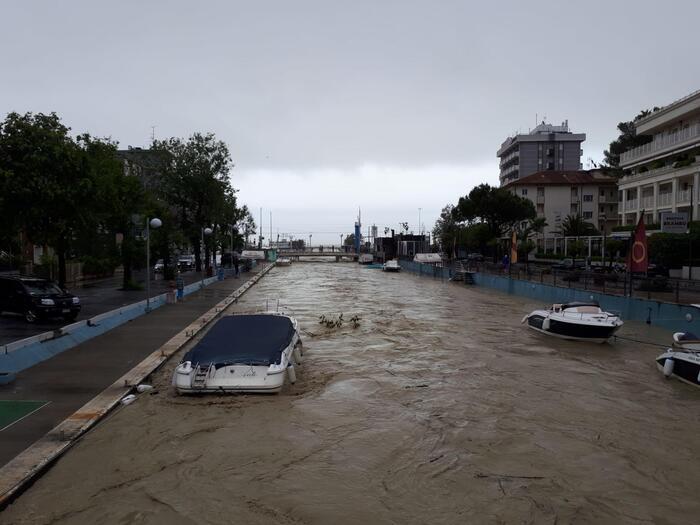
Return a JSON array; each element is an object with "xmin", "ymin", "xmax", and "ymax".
[
  {"xmin": 505, "ymin": 170, "xmax": 619, "ymax": 252},
  {"xmin": 618, "ymin": 89, "xmax": 700, "ymax": 226}
]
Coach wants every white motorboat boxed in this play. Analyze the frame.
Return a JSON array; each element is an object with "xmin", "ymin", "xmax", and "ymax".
[
  {"xmin": 522, "ymin": 301, "xmax": 623, "ymax": 343},
  {"xmin": 383, "ymin": 259, "xmax": 401, "ymax": 272},
  {"xmin": 656, "ymin": 332, "xmax": 700, "ymax": 388},
  {"xmin": 358, "ymin": 253, "xmax": 374, "ymax": 264},
  {"xmin": 277, "ymin": 257, "xmax": 292, "ymax": 267},
  {"xmin": 173, "ymin": 313, "xmax": 302, "ymax": 394}
]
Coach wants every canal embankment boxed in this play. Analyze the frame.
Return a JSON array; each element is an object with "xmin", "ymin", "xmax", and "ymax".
[
  {"xmin": 1, "ymin": 262, "xmax": 697, "ymax": 524},
  {"xmin": 0, "ymin": 263, "xmax": 274, "ymax": 506}
]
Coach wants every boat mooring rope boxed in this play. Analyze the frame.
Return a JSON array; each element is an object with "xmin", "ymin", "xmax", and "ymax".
[{"xmin": 612, "ymin": 334, "xmax": 668, "ymax": 349}]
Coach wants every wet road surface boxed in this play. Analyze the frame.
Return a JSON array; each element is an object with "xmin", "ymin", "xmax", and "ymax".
[{"xmin": 2, "ymin": 262, "xmax": 699, "ymax": 524}]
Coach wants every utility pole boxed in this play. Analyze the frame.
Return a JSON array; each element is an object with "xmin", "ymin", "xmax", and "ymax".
[{"xmin": 418, "ymin": 208, "xmax": 422, "ymax": 236}]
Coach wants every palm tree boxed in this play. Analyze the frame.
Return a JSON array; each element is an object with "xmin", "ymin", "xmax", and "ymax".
[
  {"xmin": 559, "ymin": 214, "xmax": 599, "ymax": 266},
  {"xmin": 560, "ymin": 214, "xmax": 598, "ymax": 237}
]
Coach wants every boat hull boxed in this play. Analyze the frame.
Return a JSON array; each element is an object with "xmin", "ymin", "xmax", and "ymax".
[
  {"xmin": 526, "ymin": 314, "xmax": 620, "ymax": 343},
  {"xmin": 174, "ymin": 364, "xmax": 291, "ymax": 394},
  {"xmin": 656, "ymin": 351, "xmax": 700, "ymax": 388},
  {"xmin": 173, "ymin": 314, "xmax": 301, "ymax": 394}
]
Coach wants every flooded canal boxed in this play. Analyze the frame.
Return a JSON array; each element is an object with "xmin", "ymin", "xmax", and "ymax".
[{"xmin": 3, "ymin": 262, "xmax": 699, "ymax": 524}]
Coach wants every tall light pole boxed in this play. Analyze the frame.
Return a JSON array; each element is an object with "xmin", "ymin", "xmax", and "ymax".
[
  {"xmin": 201, "ymin": 226, "xmax": 213, "ymax": 288},
  {"xmin": 309, "ymin": 234, "xmax": 312, "ymax": 252},
  {"xmin": 145, "ymin": 217, "xmax": 162, "ymax": 312}
]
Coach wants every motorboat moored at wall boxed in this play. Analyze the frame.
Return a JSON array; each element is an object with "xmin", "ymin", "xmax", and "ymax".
[
  {"xmin": 383, "ymin": 260, "xmax": 401, "ymax": 272},
  {"xmin": 173, "ymin": 313, "xmax": 302, "ymax": 394},
  {"xmin": 656, "ymin": 332, "xmax": 700, "ymax": 388},
  {"xmin": 277, "ymin": 258, "xmax": 292, "ymax": 266},
  {"xmin": 522, "ymin": 301, "xmax": 623, "ymax": 343}
]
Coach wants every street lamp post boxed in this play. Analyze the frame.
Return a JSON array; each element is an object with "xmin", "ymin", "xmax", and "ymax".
[
  {"xmin": 145, "ymin": 217, "xmax": 162, "ymax": 312},
  {"xmin": 201, "ymin": 226, "xmax": 213, "ymax": 288},
  {"xmin": 309, "ymin": 234, "xmax": 312, "ymax": 252}
]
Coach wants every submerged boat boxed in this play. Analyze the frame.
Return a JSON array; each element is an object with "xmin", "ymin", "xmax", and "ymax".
[
  {"xmin": 277, "ymin": 257, "xmax": 292, "ymax": 267},
  {"xmin": 358, "ymin": 253, "xmax": 374, "ymax": 264},
  {"xmin": 173, "ymin": 313, "xmax": 302, "ymax": 394},
  {"xmin": 522, "ymin": 301, "xmax": 623, "ymax": 343},
  {"xmin": 383, "ymin": 259, "xmax": 401, "ymax": 272},
  {"xmin": 655, "ymin": 332, "xmax": 700, "ymax": 388}
]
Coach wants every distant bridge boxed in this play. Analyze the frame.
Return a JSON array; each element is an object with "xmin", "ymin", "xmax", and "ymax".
[{"xmin": 278, "ymin": 250, "xmax": 359, "ymax": 262}]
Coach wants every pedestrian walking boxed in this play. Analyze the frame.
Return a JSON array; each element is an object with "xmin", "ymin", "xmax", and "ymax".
[{"xmin": 233, "ymin": 252, "xmax": 240, "ymax": 278}]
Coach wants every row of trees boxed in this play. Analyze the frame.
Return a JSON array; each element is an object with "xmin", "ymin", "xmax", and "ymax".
[
  {"xmin": 433, "ymin": 184, "xmax": 538, "ymax": 259},
  {"xmin": 433, "ymin": 183, "xmax": 617, "ymax": 261},
  {"xmin": 0, "ymin": 112, "xmax": 255, "ymax": 287}
]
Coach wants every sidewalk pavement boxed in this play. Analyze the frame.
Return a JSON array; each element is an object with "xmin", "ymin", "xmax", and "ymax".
[
  {"xmin": 0, "ymin": 269, "xmax": 262, "ymax": 469},
  {"xmin": 0, "ymin": 269, "xmax": 210, "ymax": 346}
]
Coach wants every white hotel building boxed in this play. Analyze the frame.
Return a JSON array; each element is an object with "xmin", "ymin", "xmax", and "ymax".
[{"xmin": 618, "ymin": 89, "xmax": 700, "ymax": 225}]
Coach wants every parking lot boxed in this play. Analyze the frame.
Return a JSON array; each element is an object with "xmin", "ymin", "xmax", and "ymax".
[{"xmin": 0, "ymin": 270, "xmax": 205, "ymax": 346}]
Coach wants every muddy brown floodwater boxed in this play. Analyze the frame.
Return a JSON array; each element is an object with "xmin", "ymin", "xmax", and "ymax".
[{"xmin": 3, "ymin": 262, "xmax": 700, "ymax": 524}]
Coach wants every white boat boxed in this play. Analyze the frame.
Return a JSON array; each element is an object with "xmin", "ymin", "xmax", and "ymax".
[
  {"xmin": 383, "ymin": 259, "xmax": 401, "ymax": 272},
  {"xmin": 277, "ymin": 257, "xmax": 292, "ymax": 267},
  {"xmin": 656, "ymin": 332, "xmax": 700, "ymax": 388},
  {"xmin": 358, "ymin": 253, "xmax": 374, "ymax": 264},
  {"xmin": 522, "ymin": 301, "xmax": 623, "ymax": 343},
  {"xmin": 172, "ymin": 313, "xmax": 302, "ymax": 394}
]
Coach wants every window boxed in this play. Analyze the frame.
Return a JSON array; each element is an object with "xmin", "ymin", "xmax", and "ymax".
[
  {"xmin": 521, "ymin": 188, "xmax": 528, "ymax": 196},
  {"xmin": 547, "ymin": 162, "xmax": 554, "ymax": 170},
  {"xmin": 583, "ymin": 194, "xmax": 593, "ymax": 202},
  {"xmin": 537, "ymin": 187, "xmax": 545, "ymax": 196},
  {"xmin": 600, "ymin": 189, "xmax": 605, "ymax": 196},
  {"xmin": 583, "ymin": 211, "xmax": 593, "ymax": 219},
  {"xmin": 571, "ymin": 187, "xmax": 578, "ymax": 196}
]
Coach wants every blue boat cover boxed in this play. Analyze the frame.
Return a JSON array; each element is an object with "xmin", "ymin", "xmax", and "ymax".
[{"xmin": 182, "ymin": 315, "xmax": 295, "ymax": 366}]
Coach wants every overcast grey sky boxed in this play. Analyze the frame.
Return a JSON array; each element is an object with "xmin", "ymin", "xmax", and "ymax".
[{"xmin": 2, "ymin": 1, "xmax": 699, "ymax": 244}]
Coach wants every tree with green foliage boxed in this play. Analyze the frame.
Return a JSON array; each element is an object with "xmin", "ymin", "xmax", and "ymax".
[
  {"xmin": 433, "ymin": 204, "xmax": 459, "ymax": 258},
  {"xmin": 602, "ymin": 108, "xmax": 658, "ymax": 173},
  {"xmin": 0, "ymin": 112, "xmax": 106, "ymax": 286},
  {"xmin": 453, "ymin": 184, "xmax": 535, "ymax": 260},
  {"xmin": 559, "ymin": 214, "xmax": 599, "ymax": 237},
  {"xmin": 152, "ymin": 133, "xmax": 236, "ymax": 272}
]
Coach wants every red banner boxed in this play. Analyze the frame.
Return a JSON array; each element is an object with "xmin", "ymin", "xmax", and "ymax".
[{"xmin": 628, "ymin": 214, "xmax": 648, "ymax": 273}]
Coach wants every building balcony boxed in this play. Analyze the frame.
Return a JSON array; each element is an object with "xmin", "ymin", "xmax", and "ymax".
[
  {"xmin": 677, "ymin": 189, "xmax": 692, "ymax": 204},
  {"xmin": 620, "ymin": 123, "xmax": 700, "ymax": 166},
  {"xmin": 536, "ymin": 195, "xmax": 545, "ymax": 204},
  {"xmin": 625, "ymin": 199, "xmax": 638, "ymax": 211},
  {"xmin": 642, "ymin": 195, "xmax": 655, "ymax": 209},
  {"xmin": 658, "ymin": 192, "xmax": 673, "ymax": 207}
]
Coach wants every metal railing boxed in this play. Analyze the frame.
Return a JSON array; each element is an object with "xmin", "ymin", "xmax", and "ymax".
[
  {"xmin": 620, "ymin": 123, "xmax": 700, "ymax": 165},
  {"xmin": 677, "ymin": 189, "xmax": 692, "ymax": 204},
  {"xmin": 658, "ymin": 192, "xmax": 673, "ymax": 207},
  {"xmin": 466, "ymin": 261, "xmax": 700, "ymax": 306}
]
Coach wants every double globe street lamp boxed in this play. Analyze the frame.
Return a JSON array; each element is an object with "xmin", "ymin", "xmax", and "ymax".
[{"xmin": 145, "ymin": 217, "xmax": 162, "ymax": 312}]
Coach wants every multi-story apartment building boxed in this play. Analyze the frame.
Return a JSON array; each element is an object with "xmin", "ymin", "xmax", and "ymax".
[
  {"xmin": 497, "ymin": 121, "xmax": 586, "ymax": 186},
  {"xmin": 505, "ymin": 170, "xmax": 619, "ymax": 252},
  {"xmin": 618, "ymin": 89, "xmax": 700, "ymax": 226}
]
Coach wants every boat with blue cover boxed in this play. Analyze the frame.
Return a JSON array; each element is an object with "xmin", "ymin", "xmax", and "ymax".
[{"xmin": 172, "ymin": 313, "xmax": 302, "ymax": 394}]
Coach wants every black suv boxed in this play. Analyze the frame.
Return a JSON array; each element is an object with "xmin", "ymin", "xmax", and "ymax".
[{"xmin": 0, "ymin": 276, "xmax": 81, "ymax": 323}]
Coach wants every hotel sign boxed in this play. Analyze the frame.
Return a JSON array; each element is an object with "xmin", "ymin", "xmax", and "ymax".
[{"xmin": 660, "ymin": 212, "xmax": 688, "ymax": 234}]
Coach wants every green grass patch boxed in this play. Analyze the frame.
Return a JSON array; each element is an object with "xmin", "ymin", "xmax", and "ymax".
[{"xmin": 0, "ymin": 400, "xmax": 49, "ymax": 431}]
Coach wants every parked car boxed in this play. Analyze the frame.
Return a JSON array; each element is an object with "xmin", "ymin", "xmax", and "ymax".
[
  {"xmin": 153, "ymin": 259, "xmax": 165, "ymax": 273},
  {"xmin": 177, "ymin": 255, "xmax": 195, "ymax": 271},
  {"xmin": 0, "ymin": 275, "xmax": 81, "ymax": 323},
  {"xmin": 551, "ymin": 258, "xmax": 586, "ymax": 271}
]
